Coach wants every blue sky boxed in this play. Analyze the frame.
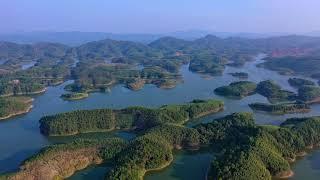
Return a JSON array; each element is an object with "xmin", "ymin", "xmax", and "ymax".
[{"xmin": 0, "ymin": 0, "xmax": 319, "ymax": 33}]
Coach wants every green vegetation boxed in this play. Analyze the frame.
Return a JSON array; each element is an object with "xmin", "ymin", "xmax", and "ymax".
[
  {"xmin": 0, "ymin": 42, "xmax": 72, "ymax": 96},
  {"xmin": 0, "ymin": 96, "xmax": 33, "ymax": 120},
  {"xmin": 297, "ymin": 85, "xmax": 320, "ymax": 103},
  {"xmin": 2, "ymin": 35, "xmax": 320, "ymax": 98},
  {"xmin": 199, "ymin": 113, "xmax": 320, "ymax": 180},
  {"xmin": 60, "ymin": 92, "xmax": 89, "ymax": 101},
  {"xmin": 214, "ymin": 81, "xmax": 257, "ymax": 98},
  {"xmin": 0, "ymin": 78, "xmax": 46, "ymax": 96},
  {"xmin": 249, "ymin": 102, "xmax": 311, "ymax": 114},
  {"xmin": 7, "ymin": 110, "xmax": 320, "ymax": 180},
  {"xmin": 66, "ymin": 64, "xmax": 182, "ymax": 93},
  {"xmin": 107, "ymin": 135, "xmax": 173, "ymax": 180},
  {"xmin": 261, "ymin": 56, "xmax": 320, "ymax": 78},
  {"xmin": 188, "ymin": 53, "xmax": 226, "ymax": 76},
  {"xmin": 39, "ymin": 99, "xmax": 224, "ymax": 136},
  {"xmin": 288, "ymin": 78, "xmax": 315, "ymax": 88},
  {"xmin": 107, "ymin": 124, "xmax": 200, "ymax": 180},
  {"xmin": 1, "ymin": 138, "xmax": 127, "ymax": 180},
  {"xmin": 256, "ymin": 80, "xmax": 295, "ymax": 103},
  {"xmin": 0, "ymin": 42, "xmax": 68, "ymax": 70},
  {"xmin": 4, "ymin": 35, "xmax": 320, "ymax": 179},
  {"xmin": 229, "ymin": 72, "xmax": 249, "ymax": 79}
]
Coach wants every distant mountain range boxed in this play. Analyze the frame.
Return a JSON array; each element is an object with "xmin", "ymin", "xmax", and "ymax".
[
  {"xmin": 0, "ymin": 32, "xmax": 160, "ymax": 46},
  {"xmin": 0, "ymin": 30, "xmax": 318, "ymax": 46}
]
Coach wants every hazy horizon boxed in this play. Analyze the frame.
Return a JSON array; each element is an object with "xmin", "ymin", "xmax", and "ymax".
[
  {"xmin": 1, "ymin": 0, "xmax": 320, "ymax": 34},
  {"xmin": 0, "ymin": 30, "xmax": 308, "ymax": 36}
]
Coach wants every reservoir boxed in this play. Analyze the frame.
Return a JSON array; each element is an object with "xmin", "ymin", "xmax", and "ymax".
[{"xmin": 1, "ymin": 55, "xmax": 320, "ymax": 179}]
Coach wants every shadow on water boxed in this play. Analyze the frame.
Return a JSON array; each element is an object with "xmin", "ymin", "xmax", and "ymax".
[
  {"xmin": 67, "ymin": 163, "xmax": 113, "ymax": 180},
  {"xmin": 288, "ymin": 148, "xmax": 320, "ymax": 180},
  {"xmin": 0, "ymin": 149, "xmax": 39, "ymax": 173},
  {"xmin": 145, "ymin": 149, "xmax": 213, "ymax": 180}
]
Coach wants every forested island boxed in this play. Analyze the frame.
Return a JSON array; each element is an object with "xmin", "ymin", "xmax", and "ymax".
[
  {"xmin": 260, "ymin": 56, "xmax": 320, "ymax": 79},
  {"xmin": 214, "ymin": 81, "xmax": 257, "ymax": 98},
  {"xmin": 1, "ymin": 35, "xmax": 320, "ymax": 99},
  {"xmin": 288, "ymin": 78, "xmax": 315, "ymax": 88},
  {"xmin": 229, "ymin": 72, "xmax": 249, "ymax": 79},
  {"xmin": 60, "ymin": 92, "xmax": 89, "ymax": 101},
  {"xmin": 4, "ymin": 109, "xmax": 320, "ymax": 180},
  {"xmin": 40, "ymin": 99, "xmax": 224, "ymax": 136},
  {"xmin": 203, "ymin": 114, "xmax": 320, "ymax": 180},
  {"xmin": 215, "ymin": 80, "xmax": 320, "ymax": 111},
  {"xmin": 297, "ymin": 85, "xmax": 320, "ymax": 103},
  {"xmin": 2, "ymin": 34, "xmax": 320, "ymax": 179},
  {"xmin": 249, "ymin": 102, "xmax": 311, "ymax": 114},
  {"xmin": 256, "ymin": 80, "xmax": 296, "ymax": 103},
  {"xmin": 255, "ymin": 81, "xmax": 320, "ymax": 104},
  {"xmin": 188, "ymin": 53, "xmax": 226, "ymax": 76},
  {"xmin": 1, "ymin": 35, "xmax": 319, "ymax": 96},
  {"xmin": 0, "ymin": 96, "xmax": 33, "ymax": 120}
]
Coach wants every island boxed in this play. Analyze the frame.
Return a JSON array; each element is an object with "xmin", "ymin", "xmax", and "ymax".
[
  {"xmin": 4, "ymin": 111, "xmax": 320, "ymax": 180},
  {"xmin": 202, "ymin": 114, "xmax": 320, "ymax": 180},
  {"xmin": 4, "ymin": 34, "xmax": 320, "ymax": 179},
  {"xmin": 229, "ymin": 72, "xmax": 249, "ymax": 79},
  {"xmin": 249, "ymin": 102, "xmax": 311, "ymax": 114},
  {"xmin": 256, "ymin": 80, "xmax": 295, "ymax": 103},
  {"xmin": 260, "ymin": 56, "xmax": 320, "ymax": 80},
  {"xmin": 188, "ymin": 54, "xmax": 226, "ymax": 76},
  {"xmin": 0, "ymin": 138, "xmax": 127, "ymax": 180},
  {"xmin": 297, "ymin": 85, "xmax": 320, "ymax": 104},
  {"xmin": 39, "ymin": 99, "xmax": 224, "ymax": 136},
  {"xmin": 65, "ymin": 64, "xmax": 183, "ymax": 94},
  {"xmin": 288, "ymin": 78, "xmax": 315, "ymax": 88},
  {"xmin": 214, "ymin": 81, "xmax": 257, "ymax": 98},
  {"xmin": 3, "ymin": 35, "xmax": 319, "ymax": 99},
  {"xmin": 60, "ymin": 92, "xmax": 89, "ymax": 101},
  {"xmin": 0, "ymin": 96, "xmax": 33, "ymax": 120}
]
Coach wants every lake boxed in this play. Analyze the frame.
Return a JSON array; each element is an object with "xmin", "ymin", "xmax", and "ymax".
[
  {"xmin": 0, "ymin": 59, "xmax": 7, "ymax": 65},
  {"xmin": 21, "ymin": 61, "xmax": 37, "ymax": 70},
  {"xmin": 1, "ymin": 54, "xmax": 320, "ymax": 179}
]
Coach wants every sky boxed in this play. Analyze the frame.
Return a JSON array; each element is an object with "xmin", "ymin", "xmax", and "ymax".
[{"xmin": 0, "ymin": 0, "xmax": 319, "ymax": 34}]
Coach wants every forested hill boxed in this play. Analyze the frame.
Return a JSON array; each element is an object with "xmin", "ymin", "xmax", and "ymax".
[
  {"xmin": 1, "ymin": 35, "xmax": 320, "ymax": 97},
  {"xmin": 2, "ymin": 34, "xmax": 320, "ymax": 67},
  {"xmin": 0, "ymin": 41, "xmax": 68, "ymax": 60}
]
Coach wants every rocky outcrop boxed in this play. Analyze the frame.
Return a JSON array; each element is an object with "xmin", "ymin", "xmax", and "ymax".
[{"xmin": 126, "ymin": 79, "xmax": 145, "ymax": 91}]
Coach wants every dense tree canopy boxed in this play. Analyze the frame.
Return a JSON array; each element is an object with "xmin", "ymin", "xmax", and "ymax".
[{"xmin": 214, "ymin": 81, "xmax": 257, "ymax": 98}]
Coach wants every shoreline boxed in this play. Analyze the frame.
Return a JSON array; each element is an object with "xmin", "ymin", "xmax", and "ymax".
[
  {"xmin": 0, "ymin": 104, "xmax": 33, "ymax": 120},
  {"xmin": 274, "ymin": 144, "xmax": 320, "ymax": 179},
  {"xmin": 276, "ymin": 170, "xmax": 294, "ymax": 179},
  {"xmin": 142, "ymin": 157, "xmax": 174, "ymax": 180},
  {"xmin": 42, "ymin": 105, "xmax": 223, "ymax": 136},
  {"xmin": 60, "ymin": 93, "xmax": 89, "ymax": 101},
  {"xmin": 251, "ymin": 108, "xmax": 311, "ymax": 115},
  {"xmin": 307, "ymin": 97, "xmax": 320, "ymax": 104},
  {"xmin": 0, "ymin": 87, "xmax": 47, "ymax": 97},
  {"xmin": 44, "ymin": 127, "xmax": 135, "ymax": 137}
]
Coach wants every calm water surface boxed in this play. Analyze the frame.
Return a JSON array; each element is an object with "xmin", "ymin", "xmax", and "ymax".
[
  {"xmin": 1, "ymin": 55, "xmax": 320, "ymax": 179},
  {"xmin": 21, "ymin": 61, "xmax": 37, "ymax": 70},
  {"xmin": 0, "ymin": 59, "xmax": 7, "ymax": 65}
]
